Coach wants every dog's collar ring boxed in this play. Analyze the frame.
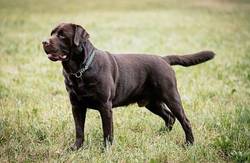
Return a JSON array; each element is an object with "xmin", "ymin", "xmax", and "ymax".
[
  {"xmin": 73, "ymin": 66, "xmax": 87, "ymax": 78},
  {"xmin": 75, "ymin": 71, "xmax": 83, "ymax": 78},
  {"xmin": 71, "ymin": 49, "xmax": 95, "ymax": 79}
]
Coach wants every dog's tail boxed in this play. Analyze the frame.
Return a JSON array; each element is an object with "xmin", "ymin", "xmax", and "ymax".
[{"xmin": 163, "ymin": 51, "xmax": 215, "ymax": 67}]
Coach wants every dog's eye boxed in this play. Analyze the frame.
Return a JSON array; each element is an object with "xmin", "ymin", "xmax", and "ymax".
[{"xmin": 57, "ymin": 31, "xmax": 65, "ymax": 39}]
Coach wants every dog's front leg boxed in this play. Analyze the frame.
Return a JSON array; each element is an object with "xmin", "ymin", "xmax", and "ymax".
[
  {"xmin": 70, "ymin": 105, "xmax": 87, "ymax": 151},
  {"xmin": 99, "ymin": 102, "xmax": 113, "ymax": 148}
]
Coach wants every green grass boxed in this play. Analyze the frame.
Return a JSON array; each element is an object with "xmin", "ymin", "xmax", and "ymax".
[{"xmin": 0, "ymin": 0, "xmax": 250, "ymax": 162}]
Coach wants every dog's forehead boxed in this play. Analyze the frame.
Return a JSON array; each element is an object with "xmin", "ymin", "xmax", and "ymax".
[
  {"xmin": 51, "ymin": 23, "xmax": 74, "ymax": 35},
  {"xmin": 61, "ymin": 24, "xmax": 74, "ymax": 31}
]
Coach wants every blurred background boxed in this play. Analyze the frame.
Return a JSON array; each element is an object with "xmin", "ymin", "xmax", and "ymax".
[{"xmin": 0, "ymin": 0, "xmax": 249, "ymax": 162}]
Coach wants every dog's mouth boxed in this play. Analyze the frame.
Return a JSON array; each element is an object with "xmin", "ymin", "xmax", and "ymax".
[
  {"xmin": 48, "ymin": 53, "xmax": 68, "ymax": 61},
  {"xmin": 47, "ymin": 53, "xmax": 68, "ymax": 61},
  {"xmin": 42, "ymin": 39, "xmax": 71, "ymax": 62},
  {"xmin": 44, "ymin": 48, "xmax": 69, "ymax": 62}
]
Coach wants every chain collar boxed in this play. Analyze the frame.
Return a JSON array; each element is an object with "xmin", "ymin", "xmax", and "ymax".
[{"xmin": 71, "ymin": 49, "xmax": 96, "ymax": 78}]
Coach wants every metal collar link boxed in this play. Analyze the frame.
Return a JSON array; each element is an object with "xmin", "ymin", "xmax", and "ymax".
[{"xmin": 71, "ymin": 49, "xmax": 96, "ymax": 78}]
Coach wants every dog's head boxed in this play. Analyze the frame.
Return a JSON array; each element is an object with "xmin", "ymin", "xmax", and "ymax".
[{"xmin": 42, "ymin": 23, "xmax": 89, "ymax": 61}]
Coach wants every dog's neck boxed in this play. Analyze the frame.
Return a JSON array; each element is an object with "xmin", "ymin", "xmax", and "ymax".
[{"xmin": 62, "ymin": 40, "xmax": 95, "ymax": 74}]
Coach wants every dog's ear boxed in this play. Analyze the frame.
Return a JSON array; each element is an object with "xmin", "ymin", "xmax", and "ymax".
[{"xmin": 73, "ymin": 25, "xmax": 89, "ymax": 46}]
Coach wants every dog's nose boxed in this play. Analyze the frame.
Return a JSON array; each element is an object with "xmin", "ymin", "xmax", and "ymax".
[{"xmin": 42, "ymin": 40, "xmax": 49, "ymax": 46}]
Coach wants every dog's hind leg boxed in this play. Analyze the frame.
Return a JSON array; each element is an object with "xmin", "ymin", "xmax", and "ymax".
[
  {"xmin": 162, "ymin": 86, "xmax": 194, "ymax": 145},
  {"xmin": 145, "ymin": 101, "xmax": 176, "ymax": 131}
]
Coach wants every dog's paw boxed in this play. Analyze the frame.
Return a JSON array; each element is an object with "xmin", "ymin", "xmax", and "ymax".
[
  {"xmin": 70, "ymin": 144, "xmax": 79, "ymax": 151},
  {"xmin": 67, "ymin": 143, "xmax": 83, "ymax": 151},
  {"xmin": 182, "ymin": 141, "xmax": 194, "ymax": 149}
]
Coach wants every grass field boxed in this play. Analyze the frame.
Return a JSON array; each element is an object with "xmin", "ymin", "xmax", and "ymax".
[{"xmin": 0, "ymin": 0, "xmax": 250, "ymax": 162}]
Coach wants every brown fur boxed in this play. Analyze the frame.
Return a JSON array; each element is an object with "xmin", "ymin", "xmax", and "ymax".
[{"xmin": 42, "ymin": 23, "xmax": 215, "ymax": 150}]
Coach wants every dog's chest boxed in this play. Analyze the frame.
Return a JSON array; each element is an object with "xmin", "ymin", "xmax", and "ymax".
[{"xmin": 66, "ymin": 75, "xmax": 99, "ymax": 101}]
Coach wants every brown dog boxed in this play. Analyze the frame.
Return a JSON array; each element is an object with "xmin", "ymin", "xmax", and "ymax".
[{"xmin": 42, "ymin": 23, "xmax": 215, "ymax": 150}]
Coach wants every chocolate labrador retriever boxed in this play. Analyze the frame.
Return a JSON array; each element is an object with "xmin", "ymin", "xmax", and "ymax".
[{"xmin": 42, "ymin": 23, "xmax": 215, "ymax": 150}]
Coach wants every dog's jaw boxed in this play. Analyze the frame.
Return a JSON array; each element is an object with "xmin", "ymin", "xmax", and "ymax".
[{"xmin": 62, "ymin": 40, "xmax": 96, "ymax": 74}]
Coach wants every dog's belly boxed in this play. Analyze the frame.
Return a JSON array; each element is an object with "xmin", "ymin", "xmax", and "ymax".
[{"xmin": 112, "ymin": 88, "xmax": 152, "ymax": 108}]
